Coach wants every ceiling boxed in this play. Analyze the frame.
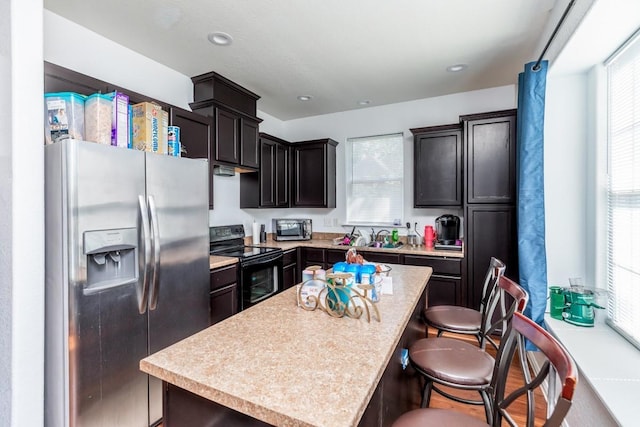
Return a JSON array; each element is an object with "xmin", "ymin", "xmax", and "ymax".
[{"xmin": 44, "ymin": 0, "xmax": 559, "ymax": 120}]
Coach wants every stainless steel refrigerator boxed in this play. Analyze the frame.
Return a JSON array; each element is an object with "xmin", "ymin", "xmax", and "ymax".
[{"xmin": 45, "ymin": 139, "xmax": 210, "ymax": 427}]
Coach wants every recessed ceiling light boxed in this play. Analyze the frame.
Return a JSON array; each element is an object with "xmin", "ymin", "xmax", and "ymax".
[
  {"xmin": 297, "ymin": 95, "xmax": 312, "ymax": 101},
  {"xmin": 446, "ymin": 64, "xmax": 467, "ymax": 72},
  {"xmin": 207, "ymin": 32, "xmax": 233, "ymax": 46},
  {"xmin": 357, "ymin": 100, "xmax": 371, "ymax": 106}
]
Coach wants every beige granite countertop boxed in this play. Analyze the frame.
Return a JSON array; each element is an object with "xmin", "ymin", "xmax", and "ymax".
[
  {"xmin": 252, "ymin": 236, "xmax": 464, "ymax": 258},
  {"xmin": 140, "ymin": 264, "xmax": 433, "ymax": 427},
  {"xmin": 209, "ymin": 255, "xmax": 239, "ymax": 270},
  {"xmin": 210, "ymin": 236, "xmax": 461, "ymax": 270}
]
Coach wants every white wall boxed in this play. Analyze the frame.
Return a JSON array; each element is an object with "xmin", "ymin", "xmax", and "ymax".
[
  {"xmin": 44, "ymin": 11, "xmax": 193, "ymax": 110},
  {"xmin": 210, "ymin": 85, "xmax": 517, "ymax": 238},
  {"xmin": 2, "ymin": 0, "xmax": 45, "ymax": 425},
  {"xmin": 44, "ymin": 11, "xmax": 517, "ymax": 240},
  {"xmin": 277, "ymin": 86, "xmax": 517, "ymax": 237},
  {"xmin": 544, "ymin": 73, "xmax": 589, "ymax": 286}
]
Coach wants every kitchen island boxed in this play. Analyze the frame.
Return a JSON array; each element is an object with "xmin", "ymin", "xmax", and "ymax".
[{"xmin": 140, "ymin": 264, "xmax": 432, "ymax": 426}]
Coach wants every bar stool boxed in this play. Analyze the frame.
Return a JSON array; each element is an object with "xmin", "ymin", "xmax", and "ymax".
[
  {"xmin": 408, "ymin": 276, "xmax": 528, "ymax": 424},
  {"xmin": 393, "ymin": 311, "xmax": 578, "ymax": 427},
  {"xmin": 423, "ymin": 257, "xmax": 506, "ymax": 350}
]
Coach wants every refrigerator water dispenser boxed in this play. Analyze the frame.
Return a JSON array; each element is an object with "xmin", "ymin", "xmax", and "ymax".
[{"xmin": 84, "ymin": 228, "xmax": 138, "ymax": 294}]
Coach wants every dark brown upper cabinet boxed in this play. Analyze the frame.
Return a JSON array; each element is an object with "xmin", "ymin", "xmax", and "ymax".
[
  {"xmin": 461, "ymin": 110, "xmax": 517, "ymax": 204},
  {"xmin": 240, "ymin": 133, "xmax": 290, "ymax": 208},
  {"xmin": 411, "ymin": 124, "xmax": 462, "ymax": 207},
  {"xmin": 190, "ymin": 71, "xmax": 262, "ymax": 171},
  {"xmin": 291, "ymin": 139, "xmax": 338, "ymax": 208},
  {"xmin": 169, "ymin": 107, "xmax": 213, "ymax": 208},
  {"xmin": 241, "ymin": 119, "xmax": 260, "ymax": 169}
]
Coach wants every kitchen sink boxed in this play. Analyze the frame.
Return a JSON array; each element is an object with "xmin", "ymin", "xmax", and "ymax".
[{"xmin": 367, "ymin": 242, "xmax": 404, "ymax": 250}]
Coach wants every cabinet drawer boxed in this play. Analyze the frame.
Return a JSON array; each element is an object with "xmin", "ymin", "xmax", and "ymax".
[
  {"xmin": 210, "ymin": 264, "xmax": 238, "ymax": 291},
  {"xmin": 403, "ymin": 255, "xmax": 461, "ymax": 276},
  {"xmin": 283, "ymin": 248, "xmax": 297, "ymax": 266},
  {"xmin": 363, "ymin": 251, "xmax": 402, "ymax": 265}
]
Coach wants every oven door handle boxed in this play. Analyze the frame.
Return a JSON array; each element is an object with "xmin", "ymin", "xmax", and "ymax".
[{"xmin": 241, "ymin": 251, "xmax": 283, "ymax": 267}]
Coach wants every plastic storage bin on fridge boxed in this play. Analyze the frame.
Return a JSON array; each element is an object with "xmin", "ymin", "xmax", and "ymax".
[
  {"xmin": 84, "ymin": 93, "xmax": 113, "ymax": 145},
  {"xmin": 44, "ymin": 92, "xmax": 86, "ymax": 144}
]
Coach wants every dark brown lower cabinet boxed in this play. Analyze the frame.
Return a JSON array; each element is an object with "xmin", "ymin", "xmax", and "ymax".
[
  {"xmin": 403, "ymin": 255, "xmax": 463, "ymax": 306},
  {"xmin": 300, "ymin": 247, "xmax": 327, "ymax": 272},
  {"xmin": 465, "ymin": 205, "xmax": 518, "ymax": 310},
  {"xmin": 282, "ymin": 248, "xmax": 298, "ymax": 289},
  {"xmin": 209, "ymin": 264, "xmax": 238, "ymax": 325}
]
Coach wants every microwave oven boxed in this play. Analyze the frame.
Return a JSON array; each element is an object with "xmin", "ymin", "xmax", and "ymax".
[{"xmin": 272, "ymin": 219, "xmax": 312, "ymax": 241}]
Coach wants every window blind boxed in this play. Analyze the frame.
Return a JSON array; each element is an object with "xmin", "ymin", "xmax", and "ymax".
[
  {"xmin": 346, "ymin": 133, "xmax": 404, "ymax": 224},
  {"xmin": 607, "ymin": 32, "xmax": 640, "ymax": 349}
]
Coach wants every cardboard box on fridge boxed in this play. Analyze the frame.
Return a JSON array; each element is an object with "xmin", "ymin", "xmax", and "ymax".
[{"xmin": 131, "ymin": 102, "xmax": 167, "ymax": 153}]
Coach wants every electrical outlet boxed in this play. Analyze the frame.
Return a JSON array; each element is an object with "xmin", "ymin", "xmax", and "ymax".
[{"xmin": 332, "ymin": 218, "xmax": 339, "ymax": 226}]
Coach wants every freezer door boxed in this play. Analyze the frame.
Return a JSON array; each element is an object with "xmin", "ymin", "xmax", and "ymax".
[
  {"xmin": 145, "ymin": 153, "xmax": 210, "ymax": 423},
  {"xmin": 59, "ymin": 141, "xmax": 150, "ymax": 427}
]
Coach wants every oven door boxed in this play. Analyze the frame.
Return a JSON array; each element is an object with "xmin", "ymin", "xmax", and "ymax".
[{"xmin": 240, "ymin": 251, "xmax": 283, "ymax": 310}]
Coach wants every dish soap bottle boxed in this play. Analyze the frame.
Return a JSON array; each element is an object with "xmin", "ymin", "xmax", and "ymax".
[{"xmin": 391, "ymin": 228, "xmax": 399, "ymax": 244}]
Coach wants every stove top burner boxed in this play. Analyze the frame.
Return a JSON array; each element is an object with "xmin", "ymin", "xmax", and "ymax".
[
  {"xmin": 211, "ymin": 245, "xmax": 281, "ymax": 258},
  {"xmin": 209, "ymin": 224, "xmax": 282, "ymax": 261}
]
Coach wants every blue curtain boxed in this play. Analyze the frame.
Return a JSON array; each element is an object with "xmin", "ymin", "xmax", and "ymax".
[{"xmin": 517, "ymin": 60, "xmax": 548, "ymax": 339}]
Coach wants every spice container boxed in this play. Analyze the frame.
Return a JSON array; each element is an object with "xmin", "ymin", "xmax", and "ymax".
[
  {"xmin": 44, "ymin": 92, "xmax": 86, "ymax": 144},
  {"xmin": 85, "ymin": 94, "xmax": 112, "ymax": 145}
]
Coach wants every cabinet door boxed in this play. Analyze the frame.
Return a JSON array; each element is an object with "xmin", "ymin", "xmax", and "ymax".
[
  {"xmin": 301, "ymin": 247, "xmax": 327, "ymax": 270},
  {"xmin": 283, "ymin": 264, "xmax": 297, "ymax": 290},
  {"xmin": 170, "ymin": 107, "xmax": 213, "ymax": 209},
  {"xmin": 293, "ymin": 143, "xmax": 327, "ymax": 207},
  {"xmin": 209, "ymin": 284, "xmax": 238, "ymax": 325},
  {"xmin": 465, "ymin": 205, "xmax": 518, "ymax": 309},
  {"xmin": 292, "ymin": 139, "xmax": 337, "ymax": 208},
  {"xmin": 275, "ymin": 143, "xmax": 289, "ymax": 207},
  {"xmin": 464, "ymin": 112, "xmax": 517, "ymax": 204},
  {"xmin": 215, "ymin": 107, "xmax": 239, "ymax": 164},
  {"xmin": 259, "ymin": 139, "xmax": 276, "ymax": 207},
  {"xmin": 240, "ymin": 119, "xmax": 259, "ymax": 169},
  {"xmin": 426, "ymin": 276, "xmax": 462, "ymax": 307},
  {"xmin": 283, "ymin": 248, "xmax": 298, "ymax": 288},
  {"xmin": 414, "ymin": 128, "xmax": 462, "ymax": 207},
  {"xmin": 326, "ymin": 249, "xmax": 347, "ymax": 264}
]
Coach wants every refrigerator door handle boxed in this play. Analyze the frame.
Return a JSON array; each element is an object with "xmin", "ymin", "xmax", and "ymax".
[
  {"xmin": 138, "ymin": 195, "xmax": 152, "ymax": 314},
  {"xmin": 148, "ymin": 195, "xmax": 161, "ymax": 310}
]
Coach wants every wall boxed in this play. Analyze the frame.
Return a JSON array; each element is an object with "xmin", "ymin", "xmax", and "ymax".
[
  {"xmin": 543, "ymin": 73, "xmax": 589, "ymax": 286},
  {"xmin": 44, "ymin": 10, "xmax": 517, "ymax": 241},
  {"xmin": 2, "ymin": 0, "xmax": 45, "ymax": 425},
  {"xmin": 44, "ymin": 11, "xmax": 193, "ymax": 109},
  {"xmin": 276, "ymin": 86, "xmax": 517, "ymax": 237}
]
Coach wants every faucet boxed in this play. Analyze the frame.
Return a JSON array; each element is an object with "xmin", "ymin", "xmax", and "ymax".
[{"xmin": 375, "ymin": 229, "xmax": 390, "ymax": 243}]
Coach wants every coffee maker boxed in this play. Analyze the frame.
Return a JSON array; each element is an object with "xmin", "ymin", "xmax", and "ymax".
[{"xmin": 435, "ymin": 214, "xmax": 460, "ymax": 245}]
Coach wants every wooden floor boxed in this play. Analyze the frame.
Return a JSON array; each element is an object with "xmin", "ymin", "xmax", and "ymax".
[{"xmin": 418, "ymin": 328, "xmax": 548, "ymax": 426}]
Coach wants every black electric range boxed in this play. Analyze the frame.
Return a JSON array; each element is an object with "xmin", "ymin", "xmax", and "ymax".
[
  {"xmin": 209, "ymin": 224, "xmax": 283, "ymax": 310},
  {"xmin": 209, "ymin": 224, "xmax": 281, "ymax": 260}
]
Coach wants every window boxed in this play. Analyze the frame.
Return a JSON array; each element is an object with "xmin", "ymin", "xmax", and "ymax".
[
  {"xmin": 345, "ymin": 133, "xmax": 404, "ymax": 225},
  {"xmin": 606, "ymin": 31, "xmax": 640, "ymax": 348}
]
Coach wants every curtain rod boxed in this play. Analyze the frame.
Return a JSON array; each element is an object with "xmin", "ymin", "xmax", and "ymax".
[{"xmin": 533, "ymin": 0, "xmax": 576, "ymax": 71}]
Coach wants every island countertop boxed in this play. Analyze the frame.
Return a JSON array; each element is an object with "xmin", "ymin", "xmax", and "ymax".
[{"xmin": 140, "ymin": 264, "xmax": 432, "ymax": 427}]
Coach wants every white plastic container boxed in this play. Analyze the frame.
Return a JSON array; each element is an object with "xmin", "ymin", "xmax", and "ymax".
[
  {"xmin": 44, "ymin": 92, "xmax": 85, "ymax": 144},
  {"xmin": 84, "ymin": 93, "xmax": 113, "ymax": 145}
]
